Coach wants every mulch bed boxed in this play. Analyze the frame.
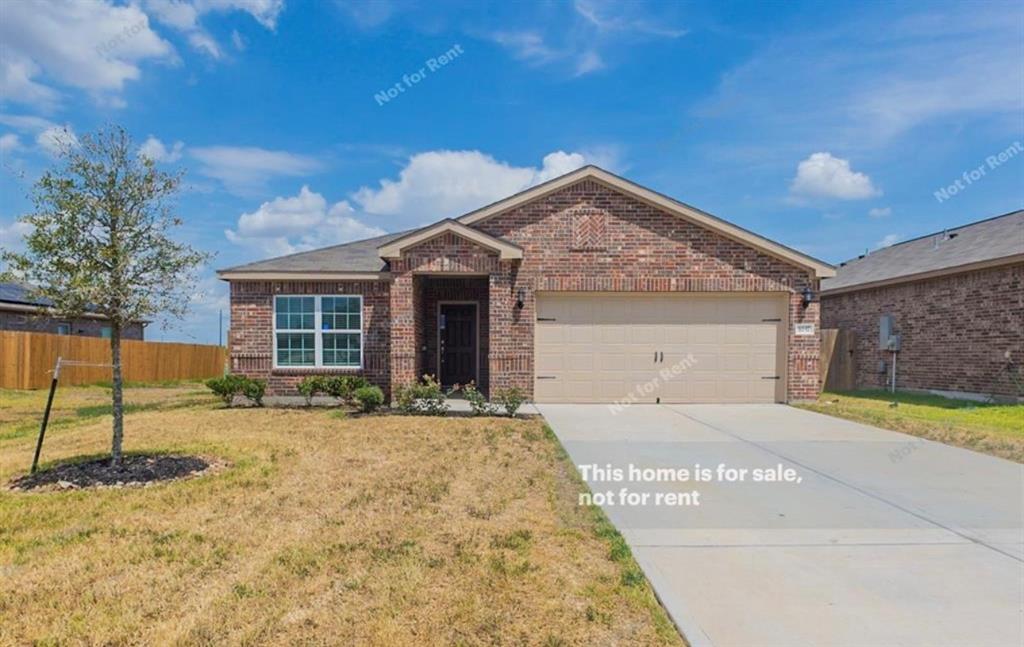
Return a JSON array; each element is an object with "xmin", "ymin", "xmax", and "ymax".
[{"xmin": 9, "ymin": 455, "xmax": 218, "ymax": 492}]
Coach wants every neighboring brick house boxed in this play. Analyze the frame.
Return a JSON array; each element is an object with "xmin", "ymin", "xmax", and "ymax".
[
  {"xmin": 0, "ymin": 282, "xmax": 146, "ymax": 340},
  {"xmin": 821, "ymin": 210, "xmax": 1024, "ymax": 400},
  {"xmin": 219, "ymin": 166, "xmax": 834, "ymax": 403}
]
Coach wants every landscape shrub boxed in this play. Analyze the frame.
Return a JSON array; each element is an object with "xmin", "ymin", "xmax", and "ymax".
[
  {"xmin": 297, "ymin": 375, "xmax": 381, "ymax": 411},
  {"xmin": 297, "ymin": 376, "xmax": 330, "ymax": 406},
  {"xmin": 206, "ymin": 374, "xmax": 264, "ymax": 407},
  {"xmin": 461, "ymin": 381, "xmax": 497, "ymax": 416},
  {"xmin": 395, "ymin": 374, "xmax": 449, "ymax": 416},
  {"xmin": 495, "ymin": 387, "xmax": 527, "ymax": 418},
  {"xmin": 323, "ymin": 375, "xmax": 370, "ymax": 401},
  {"xmin": 241, "ymin": 378, "xmax": 266, "ymax": 407},
  {"xmin": 353, "ymin": 385, "xmax": 384, "ymax": 413}
]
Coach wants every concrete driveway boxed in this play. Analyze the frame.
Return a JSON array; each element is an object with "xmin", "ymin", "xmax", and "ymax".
[{"xmin": 538, "ymin": 403, "xmax": 1024, "ymax": 647}]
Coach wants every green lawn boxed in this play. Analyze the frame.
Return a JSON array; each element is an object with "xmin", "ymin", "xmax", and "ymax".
[{"xmin": 796, "ymin": 390, "xmax": 1024, "ymax": 463}]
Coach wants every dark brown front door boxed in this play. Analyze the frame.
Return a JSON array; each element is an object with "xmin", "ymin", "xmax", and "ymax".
[{"xmin": 439, "ymin": 303, "xmax": 477, "ymax": 388}]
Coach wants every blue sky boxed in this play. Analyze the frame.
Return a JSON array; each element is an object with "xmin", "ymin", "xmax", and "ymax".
[{"xmin": 1, "ymin": 0, "xmax": 1021, "ymax": 344}]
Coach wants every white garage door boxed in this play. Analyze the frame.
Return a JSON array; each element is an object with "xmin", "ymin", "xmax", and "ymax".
[{"xmin": 534, "ymin": 293, "xmax": 787, "ymax": 404}]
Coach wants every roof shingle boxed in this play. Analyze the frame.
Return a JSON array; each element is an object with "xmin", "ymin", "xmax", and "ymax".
[
  {"xmin": 219, "ymin": 230, "xmax": 412, "ymax": 274},
  {"xmin": 822, "ymin": 210, "xmax": 1024, "ymax": 292}
]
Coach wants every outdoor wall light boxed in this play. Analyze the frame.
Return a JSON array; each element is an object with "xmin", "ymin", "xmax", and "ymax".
[
  {"xmin": 515, "ymin": 288, "xmax": 525, "ymax": 309},
  {"xmin": 801, "ymin": 286, "xmax": 814, "ymax": 309}
]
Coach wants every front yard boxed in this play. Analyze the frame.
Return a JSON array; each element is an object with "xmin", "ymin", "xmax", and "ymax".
[
  {"xmin": 0, "ymin": 384, "xmax": 681, "ymax": 645},
  {"xmin": 796, "ymin": 390, "xmax": 1024, "ymax": 463}
]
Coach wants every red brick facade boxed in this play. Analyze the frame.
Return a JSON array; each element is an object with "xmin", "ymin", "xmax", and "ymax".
[
  {"xmin": 228, "ymin": 179, "xmax": 824, "ymax": 401},
  {"xmin": 821, "ymin": 262, "xmax": 1024, "ymax": 399},
  {"xmin": 474, "ymin": 179, "xmax": 822, "ymax": 400},
  {"xmin": 229, "ymin": 280, "xmax": 390, "ymax": 395}
]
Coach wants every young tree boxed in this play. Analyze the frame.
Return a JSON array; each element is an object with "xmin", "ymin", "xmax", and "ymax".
[{"xmin": 1, "ymin": 126, "xmax": 211, "ymax": 466}]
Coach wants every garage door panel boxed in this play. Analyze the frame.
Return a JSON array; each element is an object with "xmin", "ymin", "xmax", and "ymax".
[{"xmin": 535, "ymin": 293, "xmax": 785, "ymax": 404}]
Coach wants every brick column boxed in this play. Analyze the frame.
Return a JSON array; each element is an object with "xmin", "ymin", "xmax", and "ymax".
[
  {"xmin": 488, "ymin": 261, "xmax": 533, "ymax": 396},
  {"xmin": 787, "ymin": 277, "xmax": 822, "ymax": 401},
  {"xmin": 389, "ymin": 272, "xmax": 416, "ymax": 399},
  {"xmin": 488, "ymin": 268, "xmax": 512, "ymax": 394}
]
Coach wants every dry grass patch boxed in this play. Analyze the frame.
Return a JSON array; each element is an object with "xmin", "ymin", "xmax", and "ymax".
[{"xmin": 0, "ymin": 385, "xmax": 682, "ymax": 645}]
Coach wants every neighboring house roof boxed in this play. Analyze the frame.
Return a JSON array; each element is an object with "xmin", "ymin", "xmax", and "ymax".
[
  {"xmin": 0, "ymin": 281, "xmax": 148, "ymax": 323},
  {"xmin": 218, "ymin": 165, "xmax": 836, "ymax": 280},
  {"xmin": 377, "ymin": 219, "xmax": 523, "ymax": 260},
  {"xmin": 821, "ymin": 209, "xmax": 1024, "ymax": 295},
  {"xmin": 0, "ymin": 281, "xmax": 53, "ymax": 308}
]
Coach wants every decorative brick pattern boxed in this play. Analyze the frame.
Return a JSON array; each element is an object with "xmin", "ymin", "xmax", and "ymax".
[
  {"xmin": 821, "ymin": 263, "xmax": 1023, "ymax": 398},
  {"xmin": 568, "ymin": 203, "xmax": 609, "ymax": 250}
]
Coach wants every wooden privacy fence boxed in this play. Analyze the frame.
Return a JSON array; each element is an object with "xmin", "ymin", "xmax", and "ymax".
[
  {"xmin": 0, "ymin": 331, "xmax": 227, "ymax": 389},
  {"xmin": 820, "ymin": 328, "xmax": 856, "ymax": 392}
]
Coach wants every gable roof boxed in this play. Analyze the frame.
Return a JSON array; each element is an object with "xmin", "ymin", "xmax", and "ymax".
[
  {"xmin": 458, "ymin": 165, "xmax": 835, "ymax": 277},
  {"xmin": 377, "ymin": 219, "xmax": 523, "ymax": 260},
  {"xmin": 218, "ymin": 230, "xmax": 408, "ymax": 279},
  {"xmin": 821, "ymin": 209, "xmax": 1024, "ymax": 295},
  {"xmin": 218, "ymin": 165, "xmax": 835, "ymax": 280}
]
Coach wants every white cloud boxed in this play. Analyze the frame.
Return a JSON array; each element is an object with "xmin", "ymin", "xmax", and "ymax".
[
  {"xmin": 198, "ymin": 0, "xmax": 284, "ymax": 29},
  {"xmin": 573, "ymin": 0, "xmax": 687, "ymax": 38},
  {"xmin": 574, "ymin": 51, "xmax": 605, "ymax": 76},
  {"xmin": 231, "ymin": 30, "xmax": 246, "ymax": 51},
  {"xmin": 696, "ymin": 4, "xmax": 1023, "ymax": 149},
  {"xmin": 790, "ymin": 152, "xmax": 880, "ymax": 200},
  {"xmin": 144, "ymin": 0, "xmax": 283, "ymax": 58},
  {"xmin": 187, "ymin": 31, "xmax": 223, "ymax": 59},
  {"xmin": 0, "ymin": 219, "xmax": 33, "ymax": 252},
  {"xmin": 0, "ymin": 113, "xmax": 57, "ymax": 133},
  {"xmin": 0, "ymin": 0, "xmax": 175, "ymax": 108},
  {"xmin": 0, "ymin": 134, "xmax": 22, "ymax": 154},
  {"xmin": 875, "ymin": 233, "xmax": 900, "ymax": 249},
  {"xmin": 868, "ymin": 206, "xmax": 891, "ymax": 219},
  {"xmin": 36, "ymin": 125, "xmax": 79, "ymax": 157},
  {"xmin": 0, "ymin": 56, "xmax": 62, "ymax": 110},
  {"xmin": 336, "ymin": 0, "xmax": 398, "ymax": 28},
  {"xmin": 226, "ymin": 149, "xmax": 610, "ymax": 255},
  {"xmin": 353, "ymin": 150, "xmax": 592, "ymax": 226},
  {"xmin": 488, "ymin": 1, "xmax": 684, "ymax": 77},
  {"xmin": 226, "ymin": 185, "xmax": 386, "ymax": 256},
  {"xmin": 489, "ymin": 31, "xmax": 561, "ymax": 65},
  {"xmin": 139, "ymin": 136, "xmax": 185, "ymax": 162},
  {"xmin": 190, "ymin": 146, "xmax": 321, "ymax": 195}
]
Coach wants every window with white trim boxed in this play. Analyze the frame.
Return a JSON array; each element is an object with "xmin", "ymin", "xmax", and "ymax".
[{"xmin": 273, "ymin": 295, "xmax": 363, "ymax": 368}]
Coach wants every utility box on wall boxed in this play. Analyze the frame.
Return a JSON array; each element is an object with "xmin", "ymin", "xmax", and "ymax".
[{"xmin": 879, "ymin": 314, "xmax": 895, "ymax": 347}]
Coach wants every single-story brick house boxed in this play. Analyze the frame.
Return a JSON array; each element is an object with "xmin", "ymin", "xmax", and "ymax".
[
  {"xmin": 218, "ymin": 166, "xmax": 835, "ymax": 403},
  {"xmin": 821, "ymin": 210, "xmax": 1023, "ymax": 401},
  {"xmin": 0, "ymin": 282, "xmax": 146, "ymax": 339}
]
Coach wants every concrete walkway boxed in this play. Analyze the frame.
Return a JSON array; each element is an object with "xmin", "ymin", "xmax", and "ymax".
[{"xmin": 538, "ymin": 403, "xmax": 1024, "ymax": 647}]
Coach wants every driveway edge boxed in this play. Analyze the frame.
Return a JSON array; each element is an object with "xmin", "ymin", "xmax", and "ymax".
[{"xmin": 633, "ymin": 550, "xmax": 714, "ymax": 647}]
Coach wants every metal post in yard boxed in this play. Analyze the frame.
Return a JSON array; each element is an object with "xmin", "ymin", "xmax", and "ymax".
[{"xmin": 31, "ymin": 356, "xmax": 62, "ymax": 474}]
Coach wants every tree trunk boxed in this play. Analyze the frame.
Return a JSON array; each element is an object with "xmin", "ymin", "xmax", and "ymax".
[{"xmin": 110, "ymin": 323, "xmax": 124, "ymax": 466}]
